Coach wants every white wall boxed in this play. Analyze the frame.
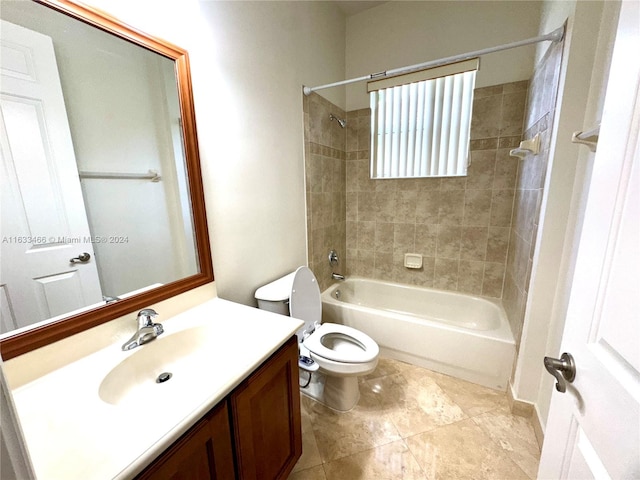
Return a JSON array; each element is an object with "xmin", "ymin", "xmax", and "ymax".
[
  {"xmin": 511, "ymin": 0, "xmax": 620, "ymax": 431},
  {"xmin": 345, "ymin": 1, "xmax": 543, "ymax": 111},
  {"xmin": 80, "ymin": 0, "xmax": 346, "ymax": 307}
]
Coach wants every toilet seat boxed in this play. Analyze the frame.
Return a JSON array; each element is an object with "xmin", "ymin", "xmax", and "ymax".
[{"xmin": 303, "ymin": 323, "xmax": 379, "ymax": 364}]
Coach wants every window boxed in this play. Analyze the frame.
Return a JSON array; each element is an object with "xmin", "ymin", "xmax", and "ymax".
[{"xmin": 369, "ymin": 59, "xmax": 478, "ymax": 178}]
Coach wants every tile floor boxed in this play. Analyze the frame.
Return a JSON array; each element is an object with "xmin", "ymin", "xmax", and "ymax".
[{"xmin": 288, "ymin": 357, "xmax": 540, "ymax": 480}]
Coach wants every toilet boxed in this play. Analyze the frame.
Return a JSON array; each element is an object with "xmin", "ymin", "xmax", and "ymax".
[{"xmin": 255, "ymin": 266, "xmax": 379, "ymax": 411}]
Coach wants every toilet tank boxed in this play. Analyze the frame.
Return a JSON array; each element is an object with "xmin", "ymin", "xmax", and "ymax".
[{"xmin": 255, "ymin": 271, "xmax": 296, "ymax": 316}]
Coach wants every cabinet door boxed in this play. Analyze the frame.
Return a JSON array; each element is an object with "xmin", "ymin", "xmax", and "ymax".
[
  {"xmin": 231, "ymin": 336, "xmax": 302, "ymax": 480},
  {"xmin": 135, "ymin": 401, "xmax": 235, "ymax": 480}
]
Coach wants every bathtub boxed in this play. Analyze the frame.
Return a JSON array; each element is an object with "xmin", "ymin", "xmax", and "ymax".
[{"xmin": 321, "ymin": 278, "xmax": 515, "ymax": 391}]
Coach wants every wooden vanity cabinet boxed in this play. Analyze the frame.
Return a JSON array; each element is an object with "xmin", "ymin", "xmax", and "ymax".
[
  {"xmin": 230, "ymin": 334, "xmax": 302, "ymax": 479},
  {"xmin": 135, "ymin": 401, "xmax": 235, "ymax": 480},
  {"xmin": 135, "ymin": 336, "xmax": 301, "ymax": 480}
]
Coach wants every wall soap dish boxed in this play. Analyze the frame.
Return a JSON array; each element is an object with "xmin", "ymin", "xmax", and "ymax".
[
  {"xmin": 510, "ymin": 133, "xmax": 540, "ymax": 158},
  {"xmin": 404, "ymin": 253, "xmax": 423, "ymax": 269}
]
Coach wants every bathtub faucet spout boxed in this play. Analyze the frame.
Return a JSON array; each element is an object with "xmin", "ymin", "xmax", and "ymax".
[{"xmin": 332, "ymin": 273, "xmax": 345, "ymax": 281}]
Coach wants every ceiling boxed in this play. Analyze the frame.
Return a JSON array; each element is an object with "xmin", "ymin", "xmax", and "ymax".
[{"xmin": 332, "ymin": 1, "xmax": 387, "ymax": 17}]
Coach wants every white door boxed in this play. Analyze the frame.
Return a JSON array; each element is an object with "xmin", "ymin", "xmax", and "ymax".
[
  {"xmin": 538, "ymin": 2, "xmax": 640, "ymax": 478},
  {"xmin": 0, "ymin": 21, "xmax": 103, "ymax": 332}
]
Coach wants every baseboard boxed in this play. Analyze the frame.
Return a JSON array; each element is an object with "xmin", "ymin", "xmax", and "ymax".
[
  {"xmin": 507, "ymin": 381, "xmax": 534, "ymax": 417},
  {"xmin": 507, "ymin": 382, "xmax": 544, "ymax": 450},
  {"xmin": 532, "ymin": 405, "xmax": 545, "ymax": 450}
]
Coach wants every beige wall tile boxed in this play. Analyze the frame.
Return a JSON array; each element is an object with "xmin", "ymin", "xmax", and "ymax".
[
  {"xmin": 374, "ymin": 252, "xmax": 394, "ymax": 278},
  {"xmin": 463, "ymin": 189, "xmax": 492, "ymax": 226},
  {"xmin": 467, "ymin": 150, "xmax": 497, "ymax": 190},
  {"xmin": 357, "ymin": 221, "xmax": 375, "ymax": 250},
  {"xmin": 483, "ymin": 262, "xmax": 506, "ymax": 298},
  {"xmin": 460, "ymin": 226, "xmax": 489, "ymax": 261},
  {"xmin": 394, "ymin": 223, "xmax": 416, "ymax": 254},
  {"xmin": 308, "ymin": 81, "xmax": 530, "ymax": 300},
  {"xmin": 357, "ymin": 191, "xmax": 376, "ymax": 221},
  {"xmin": 471, "ymin": 94, "xmax": 502, "ymax": 139},
  {"xmin": 439, "ymin": 176, "xmax": 466, "ymax": 190},
  {"xmin": 500, "ymin": 91, "xmax": 528, "ymax": 136},
  {"xmin": 470, "ymin": 137, "xmax": 499, "ymax": 150},
  {"xmin": 375, "ymin": 191, "xmax": 397, "ymax": 222},
  {"xmin": 345, "ymin": 192, "xmax": 357, "ymax": 222},
  {"xmin": 374, "ymin": 222, "xmax": 394, "ymax": 253},
  {"xmin": 514, "ymin": 57, "xmax": 561, "ymax": 334},
  {"xmin": 499, "ymin": 135, "xmax": 522, "ymax": 149},
  {"xmin": 414, "ymin": 223, "xmax": 437, "ymax": 257},
  {"xmin": 458, "ymin": 260, "xmax": 485, "ymax": 295},
  {"xmin": 474, "ymin": 84, "xmax": 504, "ymax": 99},
  {"xmin": 304, "ymin": 93, "xmax": 347, "ymax": 291},
  {"xmin": 503, "ymin": 273, "xmax": 525, "ymax": 349},
  {"xmin": 494, "ymin": 149, "xmax": 519, "ymax": 189},
  {"xmin": 486, "ymin": 227, "xmax": 510, "ymax": 263},
  {"xmin": 396, "ymin": 190, "xmax": 418, "ymax": 223},
  {"xmin": 489, "ymin": 189, "xmax": 515, "ymax": 227},
  {"xmin": 357, "ymin": 249, "xmax": 375, "ymax": 277},
  {"xmin": 436, "ymin": 225, "xmax": 462, "ymax": 259},
  {"xmin": 438, "ymin": 190, "xmax": 465, "ymax": 225},
  {"xmin": 434, "ymin": 258, "xmax": 459, "ymax": 290},
  {"xmin": 416, "ymin": 190, "xmax": 440, "ymax": 224}
]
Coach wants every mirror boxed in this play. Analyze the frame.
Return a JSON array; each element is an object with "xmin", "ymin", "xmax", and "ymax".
[{"xmin": 0, "ymin": 0, "xmax": 213, "ymax": 359}]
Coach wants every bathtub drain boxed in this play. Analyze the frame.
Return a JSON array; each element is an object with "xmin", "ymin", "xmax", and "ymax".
[{"xmin": 156, "ymin": 372, "xmax": 172, "ymax": 383}]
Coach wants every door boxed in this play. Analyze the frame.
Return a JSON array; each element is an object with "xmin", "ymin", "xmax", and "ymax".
[
  {"xmin": 230, "ymin": 336, "xmax": 302, "ymax": 480},
  {"xmin": 538, "ymin": 2, "xmax": 640, "ymax": 478},
  {"xmin": 0, "ymin": 20, "xmax": 103, "ymax": 332},
  {"xmin": 135, "ymin": 402, "xmax": 235, "ymax": 480}
]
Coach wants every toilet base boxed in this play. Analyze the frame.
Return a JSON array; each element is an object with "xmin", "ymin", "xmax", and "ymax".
[{"xmin": 299, "ymin": 370, "xmax": 361, "ymax": 412}]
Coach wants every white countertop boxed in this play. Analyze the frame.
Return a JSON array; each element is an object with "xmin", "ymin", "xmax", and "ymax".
[{"xmin": 10, "ymin": 298, "xmax": 303, "ymax": 479}]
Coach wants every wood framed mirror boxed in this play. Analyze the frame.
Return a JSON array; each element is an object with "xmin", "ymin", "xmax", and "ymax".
[{"xmin": 0, "ymin": 0, "xmax": 213, "ymax": 360}]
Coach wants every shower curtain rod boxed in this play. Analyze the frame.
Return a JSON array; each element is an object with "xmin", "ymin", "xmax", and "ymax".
[{"xmin": 303, "ymin": 25, "xmax": 565, "ymax": 96}]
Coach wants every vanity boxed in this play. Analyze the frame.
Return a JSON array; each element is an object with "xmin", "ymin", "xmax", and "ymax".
[{"xmin": 6, "ymin": 298, "xmax": 304, "ymax": 479}]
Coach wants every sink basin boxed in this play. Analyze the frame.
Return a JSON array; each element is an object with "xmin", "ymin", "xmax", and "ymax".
[{"xmin": 99, "ymin": 326, "xmax": 216, "ymax": 407}]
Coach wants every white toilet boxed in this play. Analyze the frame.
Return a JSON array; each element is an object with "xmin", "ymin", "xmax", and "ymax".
[{"xmin": 255, "ymin": 266, "xmax": 379, "ymax": 411}]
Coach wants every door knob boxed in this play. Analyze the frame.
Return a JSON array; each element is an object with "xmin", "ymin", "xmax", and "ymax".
[
  {"xmin": 70, "ymin": 252, "xmax": 91, "ymax": 263},
  {"xmin": 544, "ymin": 352, "xmax": 576, "ymax": 393}
]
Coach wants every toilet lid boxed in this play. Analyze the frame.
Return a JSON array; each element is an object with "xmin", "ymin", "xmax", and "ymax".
[
  {"xmin": 304, "ymin": 323, "xmax": 379, "ymax": 364},
  {"xmin": 289, "ymin": 266, "xmax": 322, "ymax": 329}
]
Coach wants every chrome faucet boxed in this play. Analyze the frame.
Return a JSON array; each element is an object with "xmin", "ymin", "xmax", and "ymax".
[
  {"xmin": 332, "ymin": 273, "xmax": 345, "ymax": 281},
  {"xmin": 121, "ymin": 308, "xmax": 164, "ymax": 351}
]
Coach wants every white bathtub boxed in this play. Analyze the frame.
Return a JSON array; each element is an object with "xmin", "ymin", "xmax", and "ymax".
[{"xmin": 321, "ymin": 278, "xmax": 515, "ymax": 390}]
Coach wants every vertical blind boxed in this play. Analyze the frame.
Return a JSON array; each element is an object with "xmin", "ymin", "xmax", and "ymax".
[{"xmin": 369, "ymin": 59, "xmax": 478, "ymax": 178}]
